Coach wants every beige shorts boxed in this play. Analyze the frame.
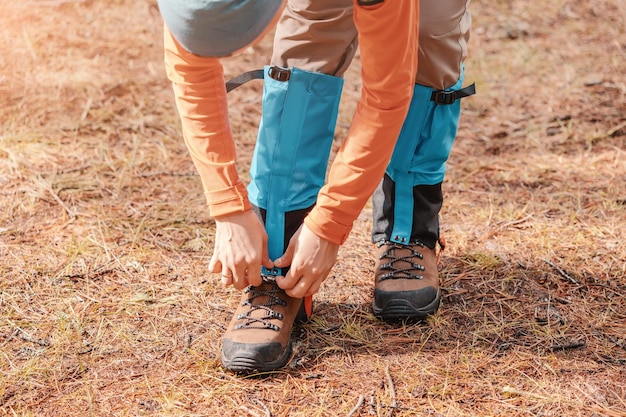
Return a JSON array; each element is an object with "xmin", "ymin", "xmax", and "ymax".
[{"xmin": 270, "ymin": 0, "xmax": 471, "ymax": 90}]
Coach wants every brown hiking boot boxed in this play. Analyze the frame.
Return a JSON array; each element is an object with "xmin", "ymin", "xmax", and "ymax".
[
  {"xmin": 221, "ymin": 276, "xmax": 308, "ymax": 373},
  {"xmin": 372, "ymin": 240, "xmax": 441, "ymax": 322}
]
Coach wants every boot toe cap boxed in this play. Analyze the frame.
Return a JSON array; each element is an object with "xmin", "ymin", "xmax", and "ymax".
[
  {"xmin": 221, "ymin": 339, "xmax": 292, "ymax": 373},
  {"xmin": 372, "ymin": 286, "xmax": 441, "ymax": 321}
]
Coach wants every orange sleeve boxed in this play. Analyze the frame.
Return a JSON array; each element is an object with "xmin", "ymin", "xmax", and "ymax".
[
  {"xmin": 304, "ymin": 0, "xmax": 419, "ymax": 245},
  {"xmin": 163, "ymin": 26, "xmax": 252, "ymax": 218}
]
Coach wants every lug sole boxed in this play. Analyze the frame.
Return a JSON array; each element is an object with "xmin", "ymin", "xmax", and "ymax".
[{"xmin": 372, "ymin": 290, "xmax": 441, "ymax": 322}]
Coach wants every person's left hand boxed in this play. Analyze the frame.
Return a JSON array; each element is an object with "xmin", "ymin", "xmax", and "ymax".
[{"xmin": 274, "ymin": 224, "xmax": 339, "ymax": 298}]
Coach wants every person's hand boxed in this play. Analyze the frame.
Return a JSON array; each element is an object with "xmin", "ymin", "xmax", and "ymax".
[
  {"xmin": 274, "ymin": 224, "xmax": 339, "ymax": 298},
  {"xmin": 208, "ymin": 210, "xmax": 273, "ymax": 290}
]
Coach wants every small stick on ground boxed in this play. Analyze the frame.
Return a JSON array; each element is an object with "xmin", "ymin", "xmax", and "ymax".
[
  {"xmin": 48, "ymin": 186, "xmax": 76, "ymax": 219},
  {"xmin": 252, "ymin": 399, "xmax": 271, "ymax": 417},
  {"xmin": 347, "ymin": 395, "xmax": 365, "ymax": 417},
  {"xmin": 239, "ymin": 405, "xmax": 262, "ymax": 417},
  {"xmin": 368, "ymin": 389, "xmax": 376, "ymax": 415},
  {"xmin": 239, "ymin": 400, "xmax": 271, "ymax": 417},
  {"xmin": 384, "ymin": 365, "xmax": 397, "ymax": 417},
  {"xmin": 543, "ymin": 259, "xmax": 579, "ymax": 285},
  {"xmin": 8, "ymin": 321, "xmax": 50, "ymax": 347},
  {"xmin": 548, "ymin": 341, "xmax": 585, "ymax": 352}
]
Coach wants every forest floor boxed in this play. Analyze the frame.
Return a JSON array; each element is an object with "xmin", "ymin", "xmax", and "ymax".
[{"xmin": 1, "ymin": 0, "xmax": 625, "ymax": 416}]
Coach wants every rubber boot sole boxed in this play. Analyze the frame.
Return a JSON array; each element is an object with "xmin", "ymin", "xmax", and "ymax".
[
  {"xmin": 372, "ymin": 290, "xmax": 441, "ymax": 322},
  {"xmin": 221, "ymin": 342, "xmax": 294, "ymax": 374}
]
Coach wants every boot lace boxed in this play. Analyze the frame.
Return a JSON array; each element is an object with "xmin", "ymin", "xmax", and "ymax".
[
  {"xmin": 234, "ymin": 275, "xmax": 286, "ymax": 332},
  {"xmin": 377, "ymin": 240, "xmax": 427, "ymax": 281}
]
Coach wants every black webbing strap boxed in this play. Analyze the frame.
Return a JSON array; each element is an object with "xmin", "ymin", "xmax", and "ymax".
[
  {"xmin": 430, "ymin": 83, "xmax": 476, "ymax": 105},
  {"xmin": 227, "ymin": 69, "xmax": 476, "ymax": 105},
  {"xmin": 225, "ymin": 69, "xmax": 264, "ymax": 93}
]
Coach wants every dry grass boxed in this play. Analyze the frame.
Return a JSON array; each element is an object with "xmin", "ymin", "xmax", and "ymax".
[{"xmin": 1, "ymin": 0, "xmax": 625, "ymax": 416}]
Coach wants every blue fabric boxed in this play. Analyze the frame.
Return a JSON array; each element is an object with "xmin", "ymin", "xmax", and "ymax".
[
  {"xmin": 387, "ymin": 73, "xmax": 464, "ymax": 243},
  {"xmin": 158, "ymin": 0, "xmax": 283, "ymax": 57},
  {"xmin": 249, "ymin": 67, "xmax": 343, "ymax": 268}
]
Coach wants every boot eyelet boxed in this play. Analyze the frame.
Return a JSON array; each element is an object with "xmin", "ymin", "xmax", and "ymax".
[{"xmin": 269, "ymin": 312, "xmax": 284, "ymax": 320}]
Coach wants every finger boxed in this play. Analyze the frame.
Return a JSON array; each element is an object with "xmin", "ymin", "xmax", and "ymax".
[
  {"xmin": 287, "ymin": 266, "xmax": 330, "ymax": 298},
  {"xmin": 230, "ymin": 267, "xmax": 248, "ymax": 290},
  {"xmin": 246, "ymin": 263, "xmax": 263, "ymax": 287},
  {"xmin": 303, "ymin": 277, "xmax": 325, "ymax": 297},
  {"xmin": 260, "ymin": 232, "xmax": 274, "ymax": 269},
  {"xmin": 274, "ymin": 242, "xmax": 295, "ymax": 269},
  {"xmin": 285, "ymin": 275, "xmax": 312, "ymax": 298},
  {"xmin": 208, "ymin": 255, "xmax": 221, "ymax": 274},
  {"xmin": 220, "ymin": 268, "xmax": 233, "ymax": 286},
  {"xmin": 276, "ymin": 262, "xmax": 301, "ymax": 291}
]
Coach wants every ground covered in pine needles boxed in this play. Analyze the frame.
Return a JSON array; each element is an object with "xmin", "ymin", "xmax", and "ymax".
[{"xmin": 1, "ymin": 0, "xmax": 625, "ymax": 416}]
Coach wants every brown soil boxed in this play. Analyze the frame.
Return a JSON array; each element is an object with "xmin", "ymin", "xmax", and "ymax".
[{"xmin": 1, "ymin": 1, "xmax": 624, "ymax": 416}]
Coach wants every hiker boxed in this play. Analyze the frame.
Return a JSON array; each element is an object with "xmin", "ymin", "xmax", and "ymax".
[{"xmin": 158, "ymin": 0, "xmax": 473, "ymax": 373}]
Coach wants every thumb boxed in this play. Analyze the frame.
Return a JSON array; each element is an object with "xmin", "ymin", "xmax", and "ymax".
[{"xmin": 274, "ymin": 241, "xmax": 295, "ymax": 268}]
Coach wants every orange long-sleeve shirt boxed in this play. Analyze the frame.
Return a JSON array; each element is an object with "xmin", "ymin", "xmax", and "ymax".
[
  {"xmin": 164, "ymin": 29, "xmax": 252, "ymax": 218},
  {"xmin": 164, "ymin": 0, "xmax": 418, "ymax": 245}
]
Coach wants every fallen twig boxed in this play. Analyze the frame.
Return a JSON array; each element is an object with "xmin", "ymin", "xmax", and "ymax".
[
  {"xmin": 606, "ymin": 120, "xmax": 626, "ymax": 138},
  {"xmin": 347, "ymin": 395, "xmax": 364, "ymax": 417},
  {"xmin": 239, "ymin": 399, "xmax": 271, "ymax": 417},
  {"xmin": 64, "ymin": 259, "xmax": 117, "ymax": 281},
  {"xmin": 8, "ymin": 321, "xmax": 50, "ymax": 347},
  {"xmin": 48, "ymin": 185, "xmax": 76, "ymax": 219},
  {"xmin": 239, "ymin": 405, "xmax": 262, "ymax": 417},
  {"xmin": 252, "ymin": 399, "xmax": 271, "ymax": 417},
  {"xmin": 384, "ymin": 365, "xmax": 397, "ymax": 417},
  {"xmin": 368, "ymin": 389, "xmax": 376, "ymax": 415},
  {"xmin": 548, "ymin": 341, "xmax": 585, "ymax": 352},
  {"xmin": 543, "ymin": 259, "xmax": 579, "ymax": 285}
]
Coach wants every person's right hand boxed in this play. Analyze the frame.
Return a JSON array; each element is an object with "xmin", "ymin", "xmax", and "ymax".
[
  {"xmin": 274, "ymin": 223, "xmax": 339, "ymax": 298},
  {"xmin": 208, "ymin": 210, "xmax": 273, "ymax": 290}
]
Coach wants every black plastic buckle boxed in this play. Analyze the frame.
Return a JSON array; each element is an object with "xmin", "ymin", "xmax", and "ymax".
[
  {"xmin": 430, "ymin": 83, "xmax": 476, "ymax": 105},
  {"xmin": 431, "ymin": 90, "xmax": 456, "ymax": 105},
  {"xmin": 268, "ymin": 66, "xmax": 291, "ymax": 82}
]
